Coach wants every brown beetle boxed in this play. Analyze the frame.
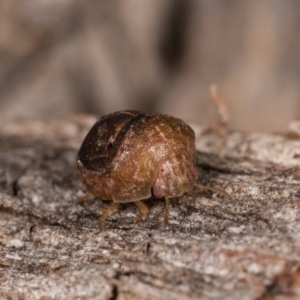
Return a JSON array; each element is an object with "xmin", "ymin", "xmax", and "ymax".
[{"xmin": 77, "ymin": 110, "xmax": 198, "ymax": 224}]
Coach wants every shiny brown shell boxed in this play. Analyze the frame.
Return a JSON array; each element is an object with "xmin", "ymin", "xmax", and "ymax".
[{"xmin": 77, "ymin": 110, "xmax": 198, "ymax": 223}]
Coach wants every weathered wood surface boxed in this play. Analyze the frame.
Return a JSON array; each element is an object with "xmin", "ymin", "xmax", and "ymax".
[{"xmin": 1, "ymin": 115, "xmax": 300, "ymax": 300}]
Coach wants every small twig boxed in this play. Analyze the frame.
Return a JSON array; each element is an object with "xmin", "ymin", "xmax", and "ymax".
[{"xmin": 209, "ymin": 84, "xmax": 229, "ymax": 127}]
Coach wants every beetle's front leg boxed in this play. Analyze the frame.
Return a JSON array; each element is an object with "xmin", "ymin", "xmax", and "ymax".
[
  {"xmin": 164, "ymin": 197, "xmax": 170, "ymax": 224},
  {"xmin": 134, "ymin": 201, "xmax": 149, "ymax": 223},
  {"xmin": 195, "ymin": 184, "xmax": 229, "ymax": 198},
  {"xmin": 77, "ymin": 193, "xmax": 95, "ymax": 205},
  {"xmin": 99, "ymin": 202, "xmax": 120, "ymax": 225}
]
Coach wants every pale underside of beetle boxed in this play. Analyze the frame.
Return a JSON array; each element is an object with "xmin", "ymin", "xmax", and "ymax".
[{"xmin": 77, "ymin": 110, "xmax": 198, "ymax": 224}]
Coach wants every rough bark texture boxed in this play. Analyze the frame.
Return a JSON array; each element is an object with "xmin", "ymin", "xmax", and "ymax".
[{"xmin": 1, "ymin": 115, "xmax": 300, "ymax": 300}]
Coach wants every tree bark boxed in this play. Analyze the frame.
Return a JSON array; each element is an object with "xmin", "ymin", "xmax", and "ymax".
[{"xmin": 1, "ymin": 115, "xmax": 300, "ymax": 300}]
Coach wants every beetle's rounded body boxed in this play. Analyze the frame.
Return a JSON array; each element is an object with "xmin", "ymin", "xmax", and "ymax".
[{"xmin": 77, "ymin": 110, "xmax": 198, "ymax": 223}]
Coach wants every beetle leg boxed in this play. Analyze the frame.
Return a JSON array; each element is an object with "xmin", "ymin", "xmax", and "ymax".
[
  {"xmin": 99, "ymin": 202, "xmax": 120, "ymax": 225},
  {"xmin": 187, "ymin": 187, "xmax": 211, "ymax": 198},
  {"xmin": 134, "ymin": 201, "xmax": 149, "ymax": 223},
  {"xmin": 77, "ymin": 193, "xmax": 95, "ymax": 205},
  {"xmin": 164, "ymin": 197, "xmax": 170, "ymax": 224},
  {"xmin": 195, "ymin": 184, "xmax": 229, "ymax": 198}
]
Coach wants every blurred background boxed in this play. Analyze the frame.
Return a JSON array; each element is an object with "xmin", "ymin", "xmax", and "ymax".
[{"xmin": 0, "ymin": 0, "xmax": 300, "ymax": 132}]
